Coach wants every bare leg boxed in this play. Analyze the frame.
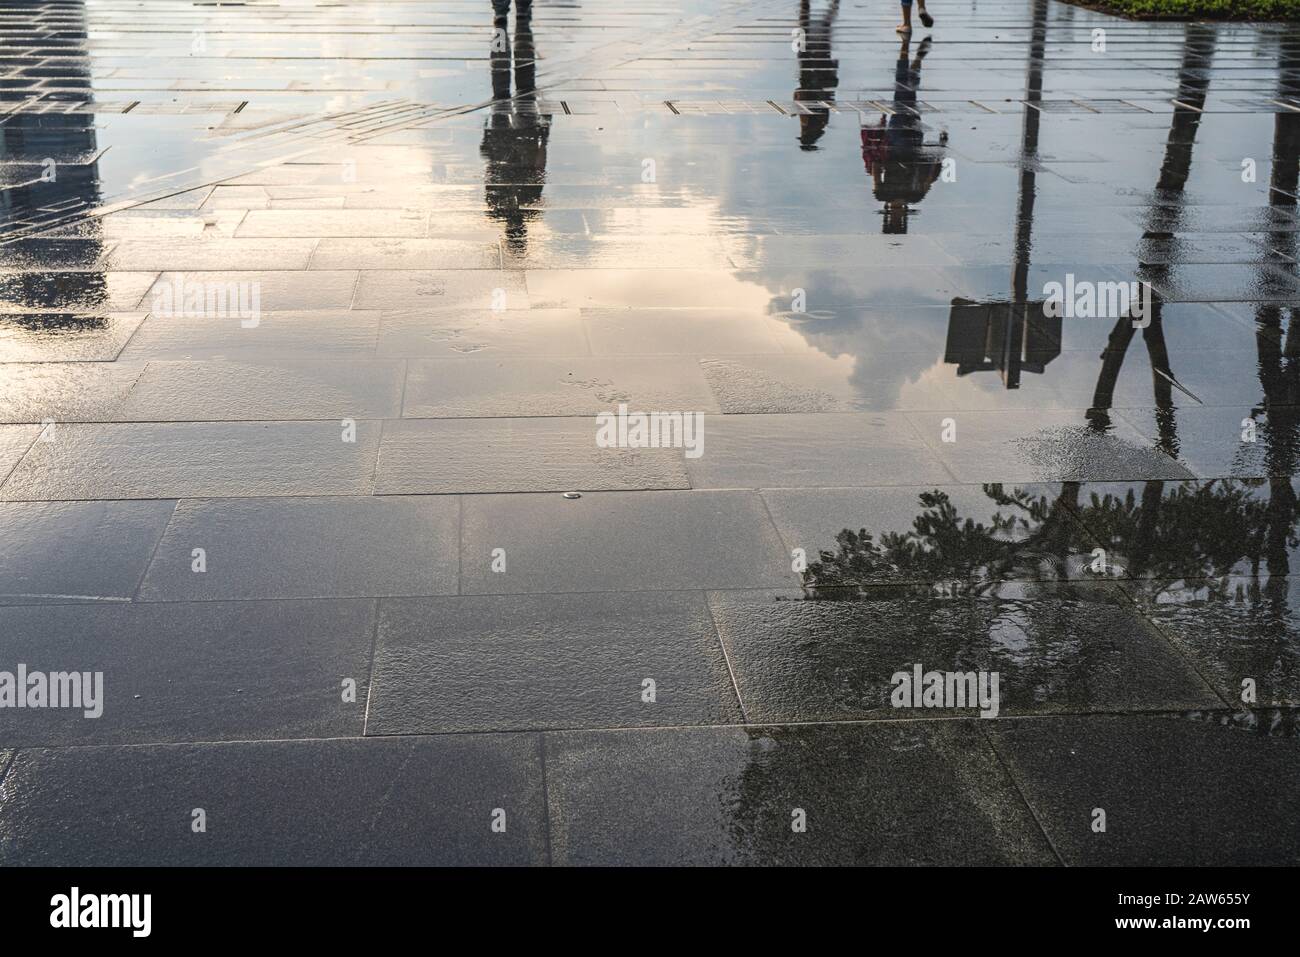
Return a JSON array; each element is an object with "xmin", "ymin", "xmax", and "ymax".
[{"xmin": 897, "ymin": 1, "xmax": 913, "ymax": 33}]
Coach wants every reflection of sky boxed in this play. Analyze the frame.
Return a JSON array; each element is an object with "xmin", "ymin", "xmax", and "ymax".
[
  {"xmin": 7, "ymin": 1, "xmax": 1298, "ymax": 422},
  {"xmin": 538, "ymin": 16, "xmax": 1294, "ymax": 417}
]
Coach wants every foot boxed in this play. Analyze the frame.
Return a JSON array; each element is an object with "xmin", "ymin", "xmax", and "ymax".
[
  {"xmin": 920, "ymin": 10, "xmax": 934, "ymax": 27},
  {"xmin": 896, "ymin": 22, "xmax": 912, "ymax": 34}
]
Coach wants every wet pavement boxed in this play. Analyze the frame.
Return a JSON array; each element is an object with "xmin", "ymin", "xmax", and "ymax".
[{"xmin": 1, "ymin": 0, "xmax": 1299, "ymax": 865}]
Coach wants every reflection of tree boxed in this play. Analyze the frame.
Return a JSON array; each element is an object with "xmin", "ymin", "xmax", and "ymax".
[
  {"xmin": 1077, "ymin": 480, "xmax": 1294, "ymax": 590},
  {"xmin": 801, "ymin": 480, "xmax": 1300, "ymax": 602},
  {"xmin": 793, "ymin": 24, "xmax": 1300, "ymax": 614},
  {"xmin": 802, "ymin": 485, "xmax": 1083, "ymax": 596}
]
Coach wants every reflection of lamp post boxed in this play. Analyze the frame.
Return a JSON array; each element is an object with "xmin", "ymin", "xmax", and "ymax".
[{"xmin": 942, "ymin": 0, "xmax": 1049, "ymax": 390}]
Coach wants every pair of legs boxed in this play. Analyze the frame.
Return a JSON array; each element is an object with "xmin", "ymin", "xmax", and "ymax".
[
  {"xmin": 898, "ymin": 0, "xmax": 933, "ymax": 34},
  {"xmin": 493, "ymin": 0, "xmax": 532, "ymax": 26}
]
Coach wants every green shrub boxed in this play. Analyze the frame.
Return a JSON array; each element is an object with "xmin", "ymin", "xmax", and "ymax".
[{"xmin": 1076, "ymin": 0, "xmax": 1300, "ymax": 19}]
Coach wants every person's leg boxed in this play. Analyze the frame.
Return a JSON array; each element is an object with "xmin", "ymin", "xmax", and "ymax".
[
  {"xmin": 897, "ymin": 0, "xmax": 912, "ymax": 34},
  {"xmin": 918, "ymin": 0, "xmax": 934, "ymax": 29}
]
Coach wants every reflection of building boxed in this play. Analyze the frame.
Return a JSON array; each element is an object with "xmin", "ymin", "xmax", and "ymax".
[
  {"xmin": 0, "ymin": 0, "xmax": 101, "ymax": 242},
  {"xmin": 0, "ymin": 0, "xmax": 108, "ymax": 321},
  {"xmin": 943, "ymin": 299, "xmax": 1059, "ymax": 389}
]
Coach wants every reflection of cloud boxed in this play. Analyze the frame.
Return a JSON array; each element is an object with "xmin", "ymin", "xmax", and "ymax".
[
  {"xmin": 526, "ymin": 266, "xmax": 773, "ymax": 309},
  {"xmin": 775, "ymin": 296, "xmax": 952, "ymax": 410},
  {"xmin": 894, "ymin": 355, "xmax": 956, "ymax": 408}
]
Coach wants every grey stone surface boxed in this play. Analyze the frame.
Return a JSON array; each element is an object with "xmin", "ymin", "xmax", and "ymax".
[
  {"xmin": 460, "ymin": 490, "xmax": 793, "ymax": 593},
  {"xmin": 1116, "ymin": 406, "xmax": 1283, "ymax": 479},
  {"xmin": 905, "ymin": 410, "xmax": 1196, "ymax": 483},
  {"xmin": 504, "ymin": 236, "xmax": 734, "ymax": 269},
  {"xmin": 0, "ymin": 426, "xmax": 40, "ymax": 486},
  {"xmin": 102, "ymin": 238, "xmax": 318, "ymax": 271},
  {"xmin": 0, "ymin": 599, "xmax": 374, "ymax": 746},
  {"xmin": 0, "ymin": 500, "xmax": 175, "ymax": 604},
  {"xmin": 236, "ymin": 208, "xmax": 429, "ymax": 238},
  {"xmin": 685, "ymin": 413, "xmax": 954, "ymax": 489},
  {"xmin": 1, "ymin": 422, "xmax": 381, "ymax": 500},
  {"xmin": 986, "ymin": 713, "xmax": 1300, "ymax": 865},
  {"xmin": 6, "ymin": 0, "xmax": 1300, "ymax": 867},
  {"xmin": 118, "ymin": 310, "xmax": 383, "ymax": 360},
  {"xmin": 368, "ymin": 592, "xmax": 743, "ymax": 733},
  {"xmin": 354, "ymin": 270, "xmax": 526, "ymax": 310},
  {"xmin": 701, "ymin": 354, "xmax": 957, "ymax": 413},
  {"xmin": 581, "ymin": 308, "xmax": 793, "ymax": 356},
  {"xmin": 113, "ymin": 359, "xmax": 405, "ymax": 421},
  {"xmin": 145, "ymin": 271, "xmax": 360, "ymax": 311},
  {"xmin": 545, "ymin": 722, "xmax": 1057, "ymax": 865},
  {"xmin": 0, "ymin": 734, "xmax": 546, "ymax": 865},
  {"xmin": 138, "ymin": 495, "xmax": 458, "ymax": 600},
  {"xmin": 375, "ymin": 417, "xmax": 690, "ymax": 494},
  {"xmin": 377, "ymin": 308, "xmax": 589, "ymax": 358},
  {"xmin": 1143, "ymin": 263, "xmax": 1300, "ymax": 302},
  {"xmin": 525, "ymin": 268, "xmax": 776, "ymax": 309},
  {"xmin": 0, "ymin": 313, "xmax": 146, "ymax": 362},
  {"xmin": 311, "ymin": 238, "xmax": 501, "ymax": 270},
  {"xmin": 1120, "ymin": 576, "xmax": 1300, "ymax": 706},
  {"xmin": 0, "ymin": 272, "xmax": 157, "ymax": 312},
  {"xmin": 706, "ymin": 585, "xmax": 1221, "ymax": 723},
  {"xmin": 0, "ymin": 362, "xmax": 145, "ymax": 423},
  {"xmin": 403, "ymin": 356, "xmax": 719, "ymax": 417}
]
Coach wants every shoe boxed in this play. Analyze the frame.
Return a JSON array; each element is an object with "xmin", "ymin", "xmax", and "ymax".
[{"xmin": 920, "ymin": 11, "xmax": 934, "ymax": 27}]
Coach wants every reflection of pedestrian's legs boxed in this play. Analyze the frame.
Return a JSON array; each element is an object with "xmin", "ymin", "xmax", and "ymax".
[
  {"xmin": 515, "ymin": 5, "xmax": 536, "ymax": 96},
  {"xmin": 493, "ymin": 0, "xmax": 510, "ymax": 25},
  {"xmin": 491, "ymin": 21, "xmax": 512, "ymax": 99}
]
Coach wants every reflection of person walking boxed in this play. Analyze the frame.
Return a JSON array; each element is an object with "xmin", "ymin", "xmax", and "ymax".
[
  {"xmin": 897, "ymin": 0, "xmax": 933, "ymax": 35},
  {"xmin": 860, "ymin": 36, "xmax": 946, "ymax": 234},
  {"xmin": 482, "ymin": 1, "xmax": 549, "ymax": 255}
]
